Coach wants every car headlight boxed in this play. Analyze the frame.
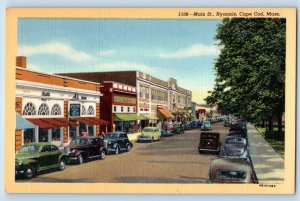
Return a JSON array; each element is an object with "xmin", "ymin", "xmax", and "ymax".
[
  {"xmin": 71, "ymin": 149, "xmax": 76, "ymax": 153},
  {"xmin": 17, "ymin": 160, "xmax": 22, "ymax": 166}
]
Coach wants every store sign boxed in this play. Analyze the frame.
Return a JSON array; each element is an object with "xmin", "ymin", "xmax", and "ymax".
[
  {"xmin": 114, "ymin": 95, "xmax": 136, "ymax": 104},
  {"xmin": 70, "ymin": 104, "xmax": 81, "ymax": 117}
]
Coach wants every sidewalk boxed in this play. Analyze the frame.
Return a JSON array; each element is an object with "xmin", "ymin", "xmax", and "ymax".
[{"xmin": 247, "ymin": 123, "xmax": 284, "ymax": 183}]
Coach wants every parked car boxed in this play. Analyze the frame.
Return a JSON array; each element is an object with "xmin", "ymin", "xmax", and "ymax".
[
  {"xmin": 191, "ymin": 120, "xmax": 199, "ymax": 128},
  {"xmin": 184, "ymin": 122, "xmax": 193, "ymax": 130},
  {"xmin": 222, "ymin": 136, "xmax": 248, "ymax": 160},
  {"xmin": 64, "ymin": 136, "xmax": 107, "ymax": 164},
  {"xmin": 173, "ymin": 123, "xmax": 185, "ymax": 134},
  {"xmin": 227, "ymin": 130, "xmax": 247, "ymax": 139},
  {"xmin": 208, "ymin": 158, "xmax": 256, "ymax": 183},
  {"xmin": 104, "ymin": 132, "xmax": 133, "ymax": 154},
  {"xmin": 161, "ymin": 129, "xmax": 173, "ymax": 137},
  {"xmin": 229, "ymin": 123, "xmax": 247, "ymax": 135},
  {"xmin": 224, "ymin": 119, "xmax": 232, "ymax": 127},
  {"xmin": 138, "ymin": 127, "xmax": 161, "ymax": 142},
  {"xmin": 201, "ymin": 120, "xmax": 212, "ymax": 131},
  {"xmin": 198, "ymin": 132, "xmax": 221, "ymax": 154},
  {"xmin": 15, "ymin": 143, "xmax": 69, "ymax": 179}
]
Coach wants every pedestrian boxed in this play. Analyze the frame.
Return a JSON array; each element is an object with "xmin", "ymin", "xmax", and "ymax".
[{"xmin": 81, "ymin": 129, "xmax": 88, "ymax": 136}]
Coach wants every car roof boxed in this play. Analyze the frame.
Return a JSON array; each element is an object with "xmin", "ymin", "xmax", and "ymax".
[
  {"xmin": 23, "ymin": 142, "xmax": 52, "ymax": 146},
  {"xmin": 210, "ymin": 158, "xmax": 252, "ymax": 172},
  {"xmin": 143, "ymin": 127, "xmax": 157, "ymax": 129},
  {"xmin": 107, "ymin": 132, "xmax": 126, "ymax": 135}
]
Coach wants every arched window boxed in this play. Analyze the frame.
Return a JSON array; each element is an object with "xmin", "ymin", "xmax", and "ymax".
[
  {"xmin": 82, "ymin": 105, "xmax": 86, "ymax": 115},
  {"xmin": 51, "ymin": 104, "xmax": 62, "ymax": 115},
  {"xmin": 38, "ymin": 103, "xmax": 50, "ymax": 116},
  {"xmin": 23, "ymin": 102, "xmax": 36, "ymax": 116},
  {"xmin": 87, "ymin": 106, "xmax": 94, "ymax": 115}
]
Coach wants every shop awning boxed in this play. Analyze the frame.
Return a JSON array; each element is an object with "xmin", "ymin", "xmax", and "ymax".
[
  {"xmin": 140, "ymin": 113, "xmax": 158, "ymax": 120},
  {"xmin": 158, "ymin": 108, "xmax": 174, "ymax": 119},
  {"xmin": 16, "ymin": 113, "xmax": 35, "ymax": 130},
  {"xmin": 26, "ymin": 118, "xmax": 79, "ymax": 129},
  {"xmin": 74, "ymin": 117, "xmax": 109, "ymax": 125},
  {"xmin": 114, "ymin": 113, "xmax": 140, "ymax": 121}
]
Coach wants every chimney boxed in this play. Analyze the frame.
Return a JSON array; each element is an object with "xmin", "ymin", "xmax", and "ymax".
[{"xmin": 16, "ymin": 56, "xmax": 27, "ymax": 68}]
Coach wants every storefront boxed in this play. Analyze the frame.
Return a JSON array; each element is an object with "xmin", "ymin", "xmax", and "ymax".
[
  {"xmin": 100, "ymin": 81, "xmax": 139, "ymax": 133},
  {"xmin": 157, "ymin": 105, "xmax": 174, "ymax": 123},
  {"xmin": 15, "ymin": 56, "xmax": 106, "ymax": 151}
]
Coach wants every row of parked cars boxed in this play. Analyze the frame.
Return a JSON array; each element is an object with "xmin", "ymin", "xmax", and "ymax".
[
  {"xmin": 198, "ymin": 119, "xmax": 257, "ymax": 183},
  {"xmin": 15, "ymin": 132, "xmax": 133, "ymax": 179}
]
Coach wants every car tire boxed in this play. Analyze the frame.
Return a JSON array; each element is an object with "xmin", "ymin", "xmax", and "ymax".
[
  {"xmin": 77, "ymin": 154, "xmax": 84, "ymax": 164},
  {"xmin": 58, "ymin": 159, "xmax": 66, "ymax": 171},
  {"xmin": 151, "ymin": 137, "xmax": 154, "ymax": 142},
  {"xmin": 24, "ymin": 165, "xmax": 36, "ymax": 179},
  {"xmin": 100, "ymin": 150, "xmax": 106, "ymax": 160},
  {"xmin": 126, "ymin": 144, "xmax": 132, "ymax": 152},
  {"xmin": 114, "ymin": 146, "xmax": 119, "ymax": 155}
]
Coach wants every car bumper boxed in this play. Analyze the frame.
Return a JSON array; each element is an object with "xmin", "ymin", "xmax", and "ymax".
[{"xmin": 137, "ymin": 137, "xmax": 152, "ymax": 142}]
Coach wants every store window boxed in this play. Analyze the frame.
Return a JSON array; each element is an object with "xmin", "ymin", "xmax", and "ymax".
[
  {"xmin": 82, "ymin": 105, "xmax": 86, "ymax": 115},
  {"xmin": 87, "ymin": 105, "xmax": 94, "ymax": 115},
  {"xmin": 69, "ymin": 119, "xmax": 77, "ymax": 139},
  {"xmin": 52, "ymin": 128, "xmax": 61, "ymax": 142},
  {"xmin": 38, "ymin": 103, "xmax": 50, "ymax": 115},
  {"xmin": 88, "ymin": 126, "xmax": 94, "ymax": 136},
  {"xmin": 39, "ymin": 128, "xmax": 48, "ymax": 142},
  {"xmin": 51, "ymin": 104, "xmax": 62, "ymax": 115},
  {"xmin": 24, "ymin": 128, "xmax": 34, "ymax": 144},
  {"xmin": 23, "ymin": 102, "xmax": 36, "ymax": 116}
]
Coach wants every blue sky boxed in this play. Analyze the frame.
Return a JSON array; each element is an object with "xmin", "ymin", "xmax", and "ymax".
[{"xmin": 18, "ymin": 18, "xmax": 221, "ymax": 103}]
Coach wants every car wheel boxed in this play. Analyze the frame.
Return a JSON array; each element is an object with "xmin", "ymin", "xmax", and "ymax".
[
  {"xmin": 115, "ymin": 146, "xmax": 119, "ymax": 155},
  {"xmin": 151, "ymin": 137, "xmax": 154, "ymax": 142},
  {"xmin": 126, "ymin": 144, "xmax": 132, "ymax": 152},
  {"xmin": 100, "ymin": 150, "xmax": 106, "ymax": 160},
  {"xmin": 58, "ymin": 159, "xmax": 66, "ymax": 171},
  {"xmin": 24, "ymin": 165, "xmax": 36, "ymax": 179},
  {"xmin": 77, "ymin": 154, "xmax": 84, "ymax": 164}
]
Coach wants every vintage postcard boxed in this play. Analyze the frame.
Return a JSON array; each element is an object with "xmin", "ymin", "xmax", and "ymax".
[{"xmin": 5, "ymin": 8, "xmax": 296, "ymax": 194}]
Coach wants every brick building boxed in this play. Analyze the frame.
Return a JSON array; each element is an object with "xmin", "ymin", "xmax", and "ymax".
[
  {"xmin": 59, "ymin": 71, "xmax": 192, "ymax": 123},
  {"xmin": 15, "ymin": 56, "xmax": 107, "ymax": 151}
]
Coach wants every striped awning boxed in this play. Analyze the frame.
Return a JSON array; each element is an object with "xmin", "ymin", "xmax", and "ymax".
[
  {"xmin": 158, "ymin": 107, "xmax": 174, "ymax": 119},
  {"xmin": 140, "ymin": 113, "xmax": 158, "ymax": 120},
  {"xmin": 26, "ymin": 118, "xmax": 78, "ymax": 129},
  {"xmin": 74, "ymin": 117, "xmax": 109, "ymax": 125},
  {"xmin": 114, "ymin": 113, "xmax": 140, "ymax": 121}
]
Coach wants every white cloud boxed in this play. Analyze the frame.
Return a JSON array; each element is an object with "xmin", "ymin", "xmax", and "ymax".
[
  {"xmin": 159, "ymin": 43, "xmax": 220, "ymax": 59},
  {"xmin": 26, "ymin": 63, "xmax": 43, "ymax": 72},
  {"xmin": 98, "ymin": 50, "xmax": 117, "ymax": 56},
  {"xmin": 18, "ymin": 42, "xmax": 95, "ymax": 62}
]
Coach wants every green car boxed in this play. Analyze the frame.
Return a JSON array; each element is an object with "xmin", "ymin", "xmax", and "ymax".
[
  {"xmin": 173, "ymin": 123, "xmax": 185, "ymax": 134},
  {"xmin": 137, "ymin": 127, "xmax": 161, "ymax": 142},
  {"xmin": 15, "ymin": 142, "xmax": 69, "ymax": 179}
]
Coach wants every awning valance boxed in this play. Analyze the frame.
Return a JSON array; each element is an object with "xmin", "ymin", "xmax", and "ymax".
[
  {"xmin": 74, "ymin": 117, "xmax": 109, "ymax": 125},
  {"xmin": 140, "ymin": 114, "xmax": 158, "ymax": 120},
  {"xmin": 158, "ymin": 108, "xmax": 174, "ymax": 119},
  {"xmin": 26, "ymin": 118, "xmax": 78, "ymax": 129},
  {"xmin": 114, "ymin": 113, "xmax": 140, "ymax": 121},
  {"xmin": 16, "ymin": 113, "xmax": 35, "ymax": 130}
]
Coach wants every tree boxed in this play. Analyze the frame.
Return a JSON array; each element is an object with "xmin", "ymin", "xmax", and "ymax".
[{"xmin": 205, "ymin": 18, "xmax": 286, "ymax": 138}]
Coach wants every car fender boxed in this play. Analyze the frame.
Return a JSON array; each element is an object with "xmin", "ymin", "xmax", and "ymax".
[
  {"xmin": 59, "ymin": 153, "xmax": 70, "ymax": 164},
  {"xmin": 73, "ymin": 150, "xmax": 88, "ymax": 159}
]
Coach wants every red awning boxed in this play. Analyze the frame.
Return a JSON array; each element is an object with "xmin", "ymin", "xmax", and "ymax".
[
  {"xmin": 74, "ymin": 117, "xmax": 109, "ymax": 125},
  {"xmin": 26, "ymin": 118, "xmax": 79, "ymax": 129}
]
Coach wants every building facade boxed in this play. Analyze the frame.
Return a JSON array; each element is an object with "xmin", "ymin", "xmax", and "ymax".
[
  {"xmin": 100, "ymin": 81, "xmax": 139, "ymax": 133},
  {"xmin": 15, "ymin": 56, "xmax": 107, "ymax": 151},
  {"xmin": 59, "ymin": 71, "xmax": 192, "ymax": 124}
]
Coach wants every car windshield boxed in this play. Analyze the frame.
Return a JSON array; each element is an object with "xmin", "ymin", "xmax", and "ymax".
[
  {"xmin": 218, "ymin": 170, "xmax": 247, "ymax": 179},
  {"xmin": 143, "ymin": 128, "xmax": 154, "ymax": 132},
  {"xmin": 105, "ymin": 133, "xmax": 119, "ymax": 139},
  {"xmin": 226, "ymin": 138, "xmax": 245, "ymax": 144},
  {"xmin": 19, "ymin": 145, "xmax": 40, "ymax": 153},
  {"xmin": 71, "ymin": 138, "xmax": 88, "ymax": 145}
]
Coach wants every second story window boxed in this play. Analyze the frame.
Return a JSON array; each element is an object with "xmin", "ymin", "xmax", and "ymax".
[
  {"xmin": 121, "ymin": 107, "xmax": 123, "ymax": 112},
  {"xmin": 113, "ymin": 106, "xmax": 117, "ymax": 112},
  {"xmin": 127, "ymin": 107, "xmax": 130, "ymax": 112}
]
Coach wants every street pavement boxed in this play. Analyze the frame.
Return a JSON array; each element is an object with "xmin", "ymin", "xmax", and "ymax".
[
  {"xmin": 17, "ymin": 122, "xmax": 229, "ymax": 183},
  {"xmin": 247, "ymin": 124, "xmax": 284, "ymax": 183}
]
